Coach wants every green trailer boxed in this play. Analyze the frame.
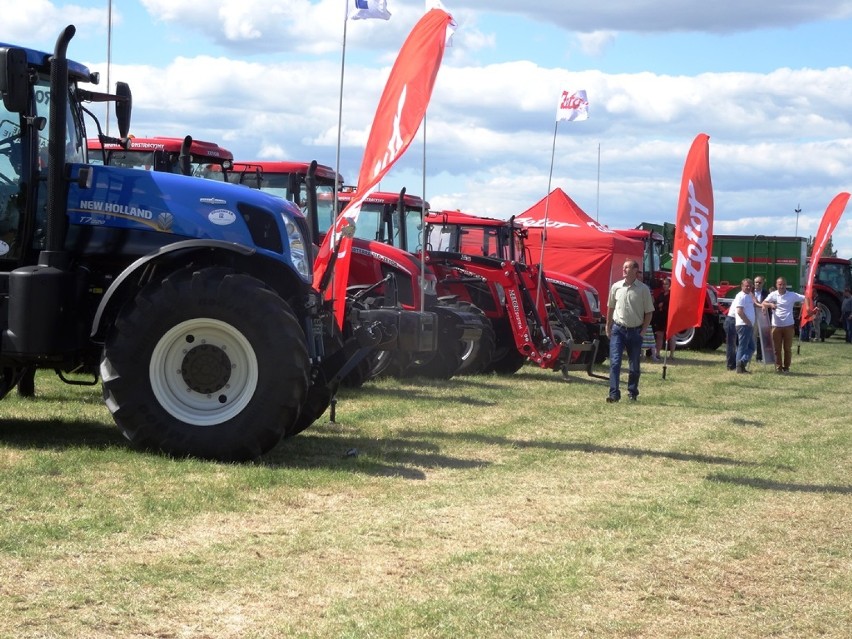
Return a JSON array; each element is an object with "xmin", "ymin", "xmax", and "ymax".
[
  {"xmin": 637, "ymin": 226, "xmax": 851, "ymax": 329},
  {"xmin": 710, "ymin": 235, "xmax": 808, "ymax": 292},
  {"xmin": 707, "ymin": 235, "xmax": 850, "ymax": 329}
]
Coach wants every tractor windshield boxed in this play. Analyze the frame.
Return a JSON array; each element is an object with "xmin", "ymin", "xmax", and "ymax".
[
  {"xmin": 394, "ymin": 205, "xmax": 425, "ymax": 253},
  {"xmin": 816, "ymin": 261, "xmax": 852, "ymax": 294},
  {"xmin": 351, "ymin": 203, "xmax": 385, "ymax": 242},
  {"xmin": 314, "ymin": 184, "xmax": 337, "ymax": 232},
  {"xmin": 91, "ymin": 148, "xmax": 229, "ymax": 181},
  {"xmin": 426, "ymin": 223, "xmax": 517, "ymax": 260},
  {"xmin": 646, "ymin": 238, "xmax": 662, "ymax": 275}
]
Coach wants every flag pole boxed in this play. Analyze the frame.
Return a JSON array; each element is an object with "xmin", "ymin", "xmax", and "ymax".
[
  {"xmin": 105, "ymin": 0, "xmax": 113, "ymax": 135},
  {"xmin": 595, "ymin": 142, "xmax": 601, "ymax": 222},
  {"xmin": 534, "ymin": 120, "xmax": 559, "ymax": 311},
  {"xmin": 420, "ymin": 113, "xmax": 427, "ymax": 313},
  {"xmin": 329, "ymin": 0, "xmax": 350, "ymax": 312}
]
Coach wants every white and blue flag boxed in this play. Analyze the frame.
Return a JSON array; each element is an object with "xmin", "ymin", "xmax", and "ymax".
[{"xmin": 350, "ymin": 0, "xmax": 391, "ymax": 20}]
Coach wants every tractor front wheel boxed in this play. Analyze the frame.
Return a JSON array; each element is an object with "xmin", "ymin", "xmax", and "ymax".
[{"xmin": 101, "ymin": 267, "xmax": 309, "ymax": 461}]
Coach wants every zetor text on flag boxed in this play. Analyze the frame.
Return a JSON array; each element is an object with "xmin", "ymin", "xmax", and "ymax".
[
  {"xmin": 556, "ymin": 89, "xmax": 589, "ymax": 122},
  {"xmin": 313, "ymin": 8, "xmax": 455, "ymax": 327},
  {"xmin": 666, "ymin": 133, "xmax": 714, "ymax": 342},
  {"xmin": 801, "ymin": 191, "xmax": 850, "ymax": 327},
  {"xmin": 350, "ymin": 0, "xmax": 391, "ymax": 20}
]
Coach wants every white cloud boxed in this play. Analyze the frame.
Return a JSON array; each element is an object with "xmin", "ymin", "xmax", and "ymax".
[
  {"xmin": 452, "ymin": 0, "xmax": 852, "ymax": 33},
  {"xmin": 0, "ymin": 0, "xmax": 104, "ymax": 43},
  {"xmin": 11, "ymin": 1, "xmax": 852, "ymax": 258},
  {"xmin": 90, "ymin": 51, "xmax": 852, "ymax": 257},
  {"xmin": 576, "ymin": 30, "xmax": 617, "ymax": 56}
]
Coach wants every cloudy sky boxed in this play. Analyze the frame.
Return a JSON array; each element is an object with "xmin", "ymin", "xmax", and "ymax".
[{"xmin": 5, "ymin": 0, "xmax": 852, "ymax": 259}]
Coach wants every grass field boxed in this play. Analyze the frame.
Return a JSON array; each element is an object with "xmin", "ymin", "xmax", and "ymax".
[{"xmin": 1, "ymin": 336, "xmax": 850, "ymax": 638}]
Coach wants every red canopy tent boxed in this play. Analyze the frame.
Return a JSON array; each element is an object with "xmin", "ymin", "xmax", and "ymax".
[{"xmin": 515, "ymin": 188, "xmax": 644, "ymax": 315}]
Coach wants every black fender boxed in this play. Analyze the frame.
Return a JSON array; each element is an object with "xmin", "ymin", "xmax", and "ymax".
[{"xmin": 90, "ymin": 239, "xmax": 257, "ymax": 341}]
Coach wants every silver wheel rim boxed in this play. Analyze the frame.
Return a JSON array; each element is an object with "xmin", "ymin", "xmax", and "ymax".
[{"xmin": 149, "ymin": 318, "xmax": 258, "ymax": 426}]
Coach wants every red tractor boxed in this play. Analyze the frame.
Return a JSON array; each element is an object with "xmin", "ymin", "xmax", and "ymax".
[
  {"xmin": 229, "ymin": 161, "xmax": 486, "ymax": 379},
  {"xmin": 334, "ymin": 190, "xmax": 600, "ymax": 377},
  {"xmin": 88, "ymin": 135, "xmax": 234, "ymax": 180},
  {"xmin": 423, "ymin": 208, "xmax": 601, "ymax": 374}
]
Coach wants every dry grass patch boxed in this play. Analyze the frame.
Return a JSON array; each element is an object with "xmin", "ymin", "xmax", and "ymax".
[{"xmin": 1, "ymin": 340, "xmax": 850, "ymax": 638}]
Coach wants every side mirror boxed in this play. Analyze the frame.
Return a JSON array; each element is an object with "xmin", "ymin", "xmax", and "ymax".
[
  {"xmin": 114, "ymin": 81, "xmax": 132, "ymax": 138},
  {"xmin": 0, "ymin": 47, "xmax": 29, "ymax": 113}
]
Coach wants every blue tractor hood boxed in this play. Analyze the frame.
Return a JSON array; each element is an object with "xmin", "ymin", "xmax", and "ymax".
[{"xmin": 65, "ymin": 163, "xmax": 311, "ymax": 272}]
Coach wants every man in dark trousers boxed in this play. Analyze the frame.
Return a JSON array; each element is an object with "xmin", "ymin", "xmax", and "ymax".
[{"xmin": 605, "ymin": 259, "xmax": 655, "ymax": 403}]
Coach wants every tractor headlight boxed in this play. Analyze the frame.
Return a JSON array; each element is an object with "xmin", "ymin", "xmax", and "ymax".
[
  {"xmin": 283, "ymin": 213, "xmax": 311, "ymax": 282},
  {"xmin": 584, "ymin": 289, "xmax": 600, "ymax": 315}
]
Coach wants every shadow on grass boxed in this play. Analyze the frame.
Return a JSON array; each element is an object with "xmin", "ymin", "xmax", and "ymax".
[
  {"xmin": 339, "ymin": 383, "xmax": 497, "ymax": 407},
  {"xmin": 0, "ymin": 418, "xmax": 488, "ymax": 480},
  {"xmin": 0, "ymin": 418, "xmax": 125, "ymax": 450},
  {"xmin": 396, "ymin": 429, "xmax": 764, "ymax": 468},
  {"xmin": 508, "ymin": 370, "xmax": 609, "ymax": 385},
  {"xmin": 706, "ymin": 472, "xmax": 852, "ymax": 495},
  {"xmin": 730, "ymin": 417, "xmax": 765, "ymax": 428},
  {"xmin": 15, "ymin": 419, "xmax": 829, "ymax": 483},
  {"xmin": 654, "ymin": 356, "xmax": 725, "ymax": 368},
  {"xmin": 263, "ymin": 429, "xmax": 491, "ymax": 479}
]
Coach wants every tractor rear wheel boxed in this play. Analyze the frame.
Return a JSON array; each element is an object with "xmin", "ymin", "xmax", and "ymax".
[
  {"xmin": 488, "ymin": 349, "xmax": 527, "ymax": 375},
  {"xmin": 550, "ymin": 310, "xmax": 592, "ymax": 365},
  {"xmin": 101, "ymin": 267, "xmax": 309, "ymax": 461},
  {"xmin": 452, "ymin": 302, "xmax": 496, "ymax": 375}
]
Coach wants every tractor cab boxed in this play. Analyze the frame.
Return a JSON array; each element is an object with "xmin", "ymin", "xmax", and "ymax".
[{"xmin": 88, "ymin": 136, "xmax": 233, "ymax": 181}]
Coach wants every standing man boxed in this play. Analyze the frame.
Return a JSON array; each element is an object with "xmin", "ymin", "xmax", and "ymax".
[
  {"xmin": 841, "ymin": 288, "xmax": 852, "ymax": 343},
  {"xmin": 762, "ymin": 277, "xmax": 808, "ymax": 373},
  {"xmin": 752, "ymin": 276, "xmax": 769, "ymax": 362},
  {"xmin": 724, "ymin": 310, "xmax": 737, "ymax": 371},
  {"xmin": 732, "ymin": 278, "xmax": 756, "ymax": 374},
  {"xmin": 606, "ymin": 259, "xmax": 655, "ymax": 402}
]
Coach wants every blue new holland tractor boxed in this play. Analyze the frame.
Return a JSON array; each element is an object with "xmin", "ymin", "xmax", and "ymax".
[{"xmin": 0, "ymin": 26, "xmax": 436, "ymax": 460}]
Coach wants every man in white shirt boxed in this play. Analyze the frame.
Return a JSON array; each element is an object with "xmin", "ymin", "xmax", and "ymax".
[
  {"xmin": 762, "ymin": 277, "xmax": 807, "ymax": 373},
  {"xmin": 732, "ymin": 278, "xmax": 756, "ymax": 374}
]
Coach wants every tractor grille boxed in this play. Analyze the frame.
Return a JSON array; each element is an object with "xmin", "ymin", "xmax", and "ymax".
[{"xmin": 238, "ymin": 203, "xmax": 284, "ymax": 253}]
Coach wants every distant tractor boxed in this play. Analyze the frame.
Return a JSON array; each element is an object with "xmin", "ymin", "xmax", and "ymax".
[
  {"xmin": 332, "ymin": 191, "xmax": 601, "ymax": 377},
  {"xmin": 88, "ymin": 135, "xmax": 234, "ymax": 180}
]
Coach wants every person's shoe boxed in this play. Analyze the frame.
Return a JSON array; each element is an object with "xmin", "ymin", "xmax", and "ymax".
[
  {"xmin": 775, "ymin": 368, "xmax": 783, "ymax": 374},
  {"xmin": 736, "ymin": 363, "xmax": 751, "ymax": 374},
  {"xmin": 606, "ymin": 396, "xmax": 619, "ymax": 403},
  {"xmin": 727, "ymin": 366, "xmax": 736, "ymax": 371},
  {"xmin": 628, "ymin": 395, "xmax": 637, "ymax": 402},
  {"xmin": 782, "ymin": 367, "xmax": 790, "ymax": 373}
]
